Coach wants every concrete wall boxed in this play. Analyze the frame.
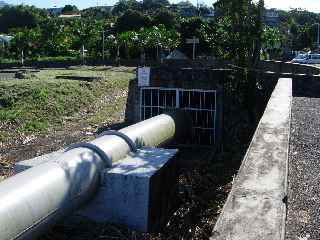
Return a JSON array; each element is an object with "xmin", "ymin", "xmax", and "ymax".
[
  {"xmin": 125, "ymin": 68, "xmax": 228, "ymax": 146},
  {"xmin": 125, "ymin": 67, "xmax": 279, "ymax": 148},
  {"xmin": 125, "ymin": 68, "xmax": 229, "ymax": 124},
  {"xmin": 258, "ymin": 60, "xmax": 320, "ymax": 75},
  {"xmin": 211, "ymin": 78, "xmax": 292, "ymax": 240}
]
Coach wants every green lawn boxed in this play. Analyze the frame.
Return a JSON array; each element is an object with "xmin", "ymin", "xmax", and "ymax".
[{"xmin": 0, "ymin": 66, "xmax": 135, "ymax": 142}]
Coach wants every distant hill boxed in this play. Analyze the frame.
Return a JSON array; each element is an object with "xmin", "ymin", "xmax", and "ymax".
[{"xmin": 0, "ymin": 1, "xmax": 8, "ymax": 7}]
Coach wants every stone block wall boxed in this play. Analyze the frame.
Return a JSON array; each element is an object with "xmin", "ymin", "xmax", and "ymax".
[{"xmin": 125, "ymin": 66, "xmax": 279, "ymax": 148}]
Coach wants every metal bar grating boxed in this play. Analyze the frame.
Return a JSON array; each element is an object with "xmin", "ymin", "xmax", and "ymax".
[{"xmin": 140, "ymin": 87, "xmax": 217, "ymax": 145}]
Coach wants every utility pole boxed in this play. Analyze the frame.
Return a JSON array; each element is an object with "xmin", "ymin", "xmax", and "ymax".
[
  {"xmin": 317, "ymin": 23, "xmax": 320, "ymax": 48},
  {"xmin": 102, "ymin": 30, "xmax": 105, "ymax": 60},
  {"xmin": 193, "ymin": 36, "xmax": 196, "ymax": 60},
  {"xmin": 197, "ymin": 0, "xmax": 200, "ymax": 16},
  {"xmin": 21, "ymin": 50, "xmax": 24, "ymax": 66},
  {"xmin": 186, "ymin": 36, "xmax": 199, "ymax": 60}
]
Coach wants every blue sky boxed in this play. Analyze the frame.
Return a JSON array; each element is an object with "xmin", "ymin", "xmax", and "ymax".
[{"xmin": 3, "ymin": 0, "xmax": 320, "ymax": 13}]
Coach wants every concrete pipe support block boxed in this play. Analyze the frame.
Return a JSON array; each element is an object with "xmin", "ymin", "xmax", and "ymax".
[{"xmin": 15, "ymin": 147, "xmax": 180, "ymax": 232}]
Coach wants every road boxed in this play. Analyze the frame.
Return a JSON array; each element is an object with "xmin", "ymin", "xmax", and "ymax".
[{"xmin": 286, "ymin": 95, "xmax": 320, "ymax": 239}]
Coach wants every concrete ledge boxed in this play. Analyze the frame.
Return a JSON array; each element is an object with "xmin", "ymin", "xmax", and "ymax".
[
  {"xmin": 211, "ymin": 78, "xmax": 292, "ymax": 240},
  {"xmin": 79, "ymin": 147, "xmax": 179, "ymax": 232},
  {"xmin": 15, "ymin": 148, "xmax": 179, "ymax": 232}
]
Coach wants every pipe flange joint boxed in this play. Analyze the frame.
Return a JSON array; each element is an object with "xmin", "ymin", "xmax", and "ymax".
[
  {"xmin": 65, "ymin": 142, "xmax": 112, "ymax": 167},
  {"xmin": 98, "ymin": 130, "xmax": 137, "ymax": 153}
]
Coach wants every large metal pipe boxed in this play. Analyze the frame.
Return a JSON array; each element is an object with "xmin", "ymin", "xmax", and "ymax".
[{"xmin": 0, "ymin": 112, "xmax": 190, "ymax": 240}]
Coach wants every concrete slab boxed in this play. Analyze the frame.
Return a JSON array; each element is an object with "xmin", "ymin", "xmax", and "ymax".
[
  {"xmin": 79, "ymin": 148, "xmax": 179, "ymax": 232},
  {"xmin": 211, "ymin": 78, "xmax": 292, "ymax": 240},
  {"xmin": 15, "ymin": 147, "xmax": 179, "ymax": 233}
]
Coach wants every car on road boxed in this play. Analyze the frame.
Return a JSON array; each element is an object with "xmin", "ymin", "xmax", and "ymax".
[
  {"xmin": 291, "ymin": 53, "xmax": 320, "ymax": 64},
  {"xmin": 290, "ymin": 53, "xmax": 308, "ymax": 63},
  {"xmin": 305, "ymin": 54, "xmax": 320, "ymax": 64}
]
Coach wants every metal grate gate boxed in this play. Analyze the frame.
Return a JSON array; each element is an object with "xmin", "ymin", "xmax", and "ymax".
[{"xmin": 140, "ymin": 88, "xmax": 217, "ymax": 145}]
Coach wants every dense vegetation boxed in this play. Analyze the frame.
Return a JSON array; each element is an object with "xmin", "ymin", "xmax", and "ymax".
[
  {"xmin": 0, "ymin": 0, "xmax": 320, "ymax": 63},
  {"xmin": 0, "ymin": 0, "xmax": 267, "ymax": 63}
]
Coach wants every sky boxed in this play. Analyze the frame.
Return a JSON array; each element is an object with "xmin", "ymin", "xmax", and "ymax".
[{"xmin": 3, "ymin": 0, "xmax": 320, "ymax": 13}]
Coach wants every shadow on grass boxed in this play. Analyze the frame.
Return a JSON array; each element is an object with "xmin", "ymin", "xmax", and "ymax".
[{"xmin": 55, "ymin": 76, "xmax": 102, "ymax": 82}]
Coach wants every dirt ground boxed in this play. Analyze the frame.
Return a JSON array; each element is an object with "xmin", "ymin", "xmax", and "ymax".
[{"xmin": 0, "ymin": 66, "xmax": 134, "ymax": 179}]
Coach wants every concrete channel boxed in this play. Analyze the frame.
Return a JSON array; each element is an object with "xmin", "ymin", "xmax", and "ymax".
[{"xmin": 2, "ymin": 66, "xmax": 319, "ymax": 239}]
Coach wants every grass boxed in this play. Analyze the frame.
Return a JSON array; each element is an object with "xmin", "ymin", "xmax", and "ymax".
[
  {"xmin": 0, "ymin": 66, "xmax": 135, "ymax": 141},
  {"xmin": 0, "ymin": 56, "xmax": 80, "ymax": 64}
]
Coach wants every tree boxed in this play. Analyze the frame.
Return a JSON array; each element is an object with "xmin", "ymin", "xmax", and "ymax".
[
  {"xmin": 112, "ymin": 0, "xmax": 141, "ymax": 15},
  {"xmin": 213, "ymin": 0, "xmax": 265, "ymax": 67},
  {"xmin": 0, "ymin": 5, "xmax": 47, "ymax": 33},
  {"xmin": 10, "ymin": 27, "xmax": 42, "ymax": 60},
  {"xmin": 152, "ymin": 9, "xmax": 178, "ymax": 29},
  {"xmin": 40, "ymin": 18, "xmax": 76, "ymax": 56},
  {"xmin": 61, "ymin": 5, "xmax": 79, "ymax": 14},
  {"xmin": 262, "ymin": 27, "xmax": 283, "ymax": 59},
  {"xmin": 106, "ymin": 34, "xmax": 117, "ymax": 57},
  {"xmin": 115, "ymin": 10, "xmax": 151, "ymax": 33},
  {"xmin": 179, "ymin": 17, "xmax": 211, "ymax": 57},
  {"xmin": 117, "ymin": 31, "xmax": 137, "ymax": 58},
  {"xmin": 81, "ymin": 7, "xmax": 111, "ymax": 19},
  {"xmin": 156, "ymin": 24, "xmax": 180, "ymax": 52},
  {"xmin": 71, "ymin": 19, "xmax": 104, "ymax": 57}
]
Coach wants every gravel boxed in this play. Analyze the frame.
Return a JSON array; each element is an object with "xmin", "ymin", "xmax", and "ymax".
[{"xmin": 286, "ymin": 97, "xmax": 320, "ymax": 240}]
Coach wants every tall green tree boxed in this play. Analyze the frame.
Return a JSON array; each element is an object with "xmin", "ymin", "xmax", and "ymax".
[
  {"xmin": 72, "ymin": 19, "xmax": 104, "ymax": 57},
  {"xmin": 152, "ymin": 8, "xmax": 178, "ymax": 29},
  {"xmin": 115, "ymin": 9, "xmax": 151, "ymax": 32},
  {"xmin": 213, "ymin": 0, "xmax": 265, "ymax": 67},
  {"xmin": 262, "ymin": 27, "xmax": 283, "ymax": 59},
  {"xmin": 40, "ymin": 18, "xmax": 75, "ymax": 56},
  {"xmin": 61, "ymin": 5, "xmax": 79, "ymax": 14},
  {"xmin": 0, "ymin": 5, "xmax": 47, "ymax": 33},
  {"xmin": 179, "ymin": 17, "xmax": 211, "ymax": 57},
  {"xmin": 10, "ymin": 27, "xmax": 42, "ymax": 59},
  {"xmin": 112, "ymin": 0, "xmax": 141, "ymax": 15}
]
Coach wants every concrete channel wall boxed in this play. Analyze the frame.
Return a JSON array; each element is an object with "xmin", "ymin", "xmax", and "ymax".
[
  {"xmin": 211, "ymin": 78, "xmax": 292, "ymax": 240},
  {"xmin": 258, "ymin": 60, "xmax": 320, "ymax": 75}
]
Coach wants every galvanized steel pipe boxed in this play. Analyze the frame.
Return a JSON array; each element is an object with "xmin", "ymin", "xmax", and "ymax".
[{"xmin": 0, "ymin": 112, "xmax": 190, "ymax": 240}]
